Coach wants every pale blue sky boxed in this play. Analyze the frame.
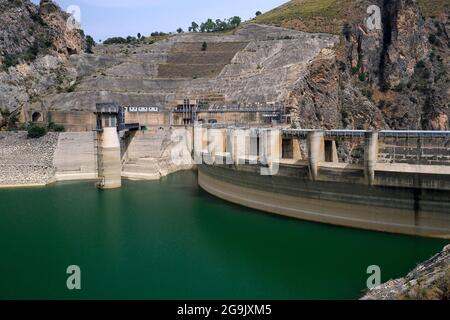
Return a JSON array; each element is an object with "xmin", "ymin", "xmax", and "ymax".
[{"xmin": 32, "ymin": 0, "xmax": 287, "ymax": 42}]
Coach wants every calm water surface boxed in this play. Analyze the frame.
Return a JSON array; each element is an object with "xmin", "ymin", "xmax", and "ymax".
[{"xmin": 0, "ymin": 171, "xmax": 447, "ymax": 299}]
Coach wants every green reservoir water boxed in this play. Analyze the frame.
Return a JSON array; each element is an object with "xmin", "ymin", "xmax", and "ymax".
[{"xmin": 0, "ymin": 171, "xmax": 447, "ymax": 299}]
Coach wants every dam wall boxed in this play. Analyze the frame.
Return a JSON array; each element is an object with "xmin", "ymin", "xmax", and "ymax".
[
  {"xmin": 196, "ymin": 128, "xmax": 450, "ymax": 239},
  {"xmin": 121, "ymin": 127, "xmax": 194, "ymax": 180},
  {"xmin": 53, "ymin": 132, "xmax": 97, "ymax": 182}
]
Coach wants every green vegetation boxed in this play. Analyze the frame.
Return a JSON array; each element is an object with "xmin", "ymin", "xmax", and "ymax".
[
  {"xmin": 194, "ymin": 16, "xmax": 242, "ymax": 33},
  {"xmin": 358, "ymin": 72, "xmax": 367, "ymax": 82},
  {"xmin": 253, "ymin": 0, "xmax": 447, "ymax": 34},
  {"xmin": 342, "ymin": 23, "xmax": 352, "ymax": 41},
  {"xmin": 253, "ymin": 0, "xmax": 344, "ymax": 34},
  {"xmin": 188, "ymin": 22, "xmax": 199, "ymax": 32},
  {"xmin": 362, "ymin": 88, "xmax": 373, "ymax": 100},
  {"xmin": 256, "ymin": 11, "xmax": 262, "ymax": 17},
  {"xmin": 48, "ymin": 122, "xmax": 65, "ymax": 132},
  {"xmin": 418, "ymin": 0, "xmax": 449, "ymax": 18},
  {"xmin": 201, "ymin": 42, "xmax": 208, "ymax": 51},
  {"xmin": 85, "ymin": 35, "xmax": 96, "ymax": 54},
  {"xmin": 1, "ymin": 36, "xmax": 53, "ymax": 71},
  {"xmin": 66, "ymin": 82, "xmax": 77, "ymax": 93},
  {"xmin": 27, "ymin": 124, "xmax": 47, "ymax": 139},
  {"xmin": 351, "ymin": 66, "xmax": 359, "ymax": 75},
  {"xmin": 103, "ymin": 16, "xmax": 241, "ymax": 46},
  {"xmin": 102, "ymin": 33, "xmax": 159, "ymax": 45}
]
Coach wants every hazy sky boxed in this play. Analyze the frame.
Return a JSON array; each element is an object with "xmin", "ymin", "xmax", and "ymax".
[{"xmin": 31, "ymin": 0, "xmax": 287, "ymax": 42}]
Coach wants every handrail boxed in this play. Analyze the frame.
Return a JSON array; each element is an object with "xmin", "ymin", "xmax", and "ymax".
[{"xmin": 282, "ymin": 129, "xmax": 450, "ymax": 138}]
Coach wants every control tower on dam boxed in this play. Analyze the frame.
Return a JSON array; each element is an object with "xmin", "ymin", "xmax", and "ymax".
[{"xmin": 196, "ymin": 128, "xmax": 450, "ymax": 239}]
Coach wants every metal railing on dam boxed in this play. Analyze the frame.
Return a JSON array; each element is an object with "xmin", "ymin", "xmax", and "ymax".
[{"xmin": 283, "ymin": 129, "xmax": 450, "ymax": 138}]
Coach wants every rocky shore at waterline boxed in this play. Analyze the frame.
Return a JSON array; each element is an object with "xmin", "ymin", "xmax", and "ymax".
[
  {"xmin": 0, "ymin": 131, "xmax": 58, "ymax": 186},
  {"xmin": 361, "ymin": 245, "xmax": 450, "ymax": 300}
]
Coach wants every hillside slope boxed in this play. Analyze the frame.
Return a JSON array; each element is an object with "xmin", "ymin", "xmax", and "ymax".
[
  {"xmin": 0, "ymin": 0, "xmax": 86, "ymax": 127},
  {"xmin": 254, "ymin": 0, "xmax": 449, "ymax": 130},
  {"xmin": 1, "ymin": 0, "xmax": 448, "ymax": 131},
  {"xmin": 254, "ymin": 0, "xmax": 449, "ymax": 34}
]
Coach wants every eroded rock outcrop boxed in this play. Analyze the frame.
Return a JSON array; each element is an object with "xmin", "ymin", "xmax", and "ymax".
[
  {"xmin": 348, "ymin": 0, "xmax": 448, "ymax": 130},
  {"xmin": 0, "ymin": 0, "xmax": 85, "ymax": 121},
  {"xmin": 362, "ymin": 245, "xmax": 450, "ymax": 300}
]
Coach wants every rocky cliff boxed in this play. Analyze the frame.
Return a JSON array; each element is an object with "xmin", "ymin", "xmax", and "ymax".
[
  {"xmin": 258, "ymin": 0, "xmax": 449, "ymax": 130},
  {"xmin": 362, "ymin": 245, "xmax": 450, "ymax": 300},
  {"xmin": 0, "ymin": 0, "xmax": 85, "ymax": 125},
  {"xmin": 0, "ymin": 0, "xmax": 448, "ymax": 131}
]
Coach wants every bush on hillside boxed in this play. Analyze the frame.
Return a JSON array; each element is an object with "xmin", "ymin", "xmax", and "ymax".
[
  {"xmin": 48, "ymin": 122, "xmax": 65, "ymax": 132},
  {"xmin": 27, "ymin": 124, "xmax": 47, "ymax": 138}
]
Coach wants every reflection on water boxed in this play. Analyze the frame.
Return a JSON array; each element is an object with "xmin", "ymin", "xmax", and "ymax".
[{"xmin": 0, "ymin": 171, "xmax": 447, "ymax": 299}]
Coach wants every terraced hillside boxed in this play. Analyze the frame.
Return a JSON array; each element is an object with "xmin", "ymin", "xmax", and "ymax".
[
  {"xmin": 158, "ymin": 42, "xmax": 249, "ymax": 78},
  {"xmin": 30, "ymin": 24, "xmax": 338, "ymax": 113},
  {"xmin": 1, "ymin": 0, "xmax": 448, "ymax": 131}
]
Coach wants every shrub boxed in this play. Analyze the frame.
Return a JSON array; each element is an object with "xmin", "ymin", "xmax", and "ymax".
[
  {"xmin": 428, "ymin": 34, "xmax": 440, "ymax": 46},
  {"xmin": 342, "ymin": 23, "xmax": 352, "ymax": 41},
  {"xmin": 380, "ymin": 82, "xmax": 391, "ymax": 92},
  {"xmin": 48, "ymin": 122, "xmax": 65, "ymax": 132},
  {"xmin": 416, "ymin": 60, "xmax": 426, "ymax": 69},
  {"xmin": 351, "ymin": 66, "xmax": 359, "ymax": 75},
  {"xmin": 201, "ymin": 42, "xmax": 208, "ymax": 51},
  {"xmin": 27, "ymin": 125, "xmax": 47, "ymax": 139},
  {"xmin": 2, "ymin": 54, "xmax": 19, "ymax": 71},
  {"xmin": 358, "ymin": 72, "xmax": 367, "ymax": 82},
  {"xmin": 66, "ymin": 83, "xmax": 77, "ymax": 93},
  {"xmin": 393, "ymin": 82, "xmax": 406, "ymax": 92},
  {"xmin": 85, "ymin": 35, "xmax": 95, "ymax": 54},
  {"xmin": 362, "ymin": 89, "xmax": 373, "ymax": 100}
]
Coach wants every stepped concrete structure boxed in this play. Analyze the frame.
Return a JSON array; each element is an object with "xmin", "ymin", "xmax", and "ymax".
[
  {"xmin": 97, "ymin": 127, "xmax": 122, "ymax": 189},
  {"xmin": 53, "ymin": 132, "xmax": 97, "ymax": 181},
  {"xmin": 24, "ymin": 24, "xmax": 339, "ymax": 131}
]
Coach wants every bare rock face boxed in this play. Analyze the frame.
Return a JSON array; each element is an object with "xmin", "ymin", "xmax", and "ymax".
[
  {"xmin": 288, "ymin": 49, "xmax": 342, "ymax": 129},
  {"xmin": 361, "ymin": 245, "xmax": 450, "ymax": 300},
  {"xmin": 39, "ymin": 0, "xmax": 84, "ymax": 56},
  {"xmin": 0, "ymin": 0, "xmax": 50, "ymax": 58},
  {"xmin": 0, "ymin": 0, "xmax": 85, "ymax": 117},
  {"xmin": 340, "ymin": 0, "xmax": 449, "ymax": 130}
]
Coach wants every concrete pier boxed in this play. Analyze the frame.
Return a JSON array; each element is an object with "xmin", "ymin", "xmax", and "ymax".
[
  {"xmin": 97, "ymin": 127, "xmax": 122, "ymax": 189},
  {"xmin": 196, "ymin": 127, "xmax": 450, "ymax": 238},
  {"xmin": 206, "ymin": 128, "xmax": 226, "ymax": 164},
  {"xmin": 307, "ymin": 130, "xmax": 325, "ymax": 181},
  {"xmin": 364, "ymin": 131, "xmax": 379, "ymax": 186}
]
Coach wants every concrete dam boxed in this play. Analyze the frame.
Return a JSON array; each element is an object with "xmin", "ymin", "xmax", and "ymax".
[
  {"xmin": 4, "ymin": 123, "xmax": 449, "ymax": 239},
  {"xmin": 195, "ymin": 128, "xmax": 450, "ymax": 239}
]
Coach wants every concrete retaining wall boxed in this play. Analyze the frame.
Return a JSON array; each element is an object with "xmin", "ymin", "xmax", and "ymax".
[
  {"xmin": 198, "ymin": 164, "xmax": 450, "ymax": 239},
  {"xmin": 122, "ymin": 128, "xmax": 194, "ymax": 180},
  {"xmin": 53, "ymin": 132, "xmax": 97, "ymax": 181}
]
